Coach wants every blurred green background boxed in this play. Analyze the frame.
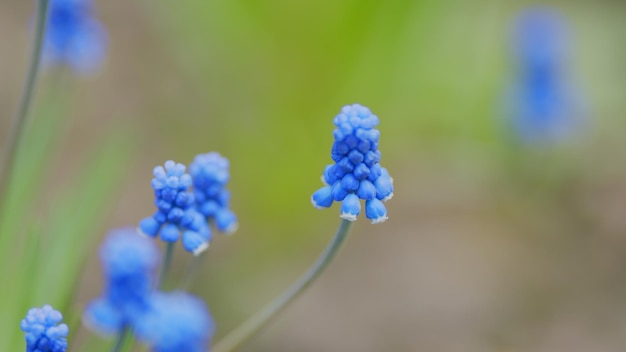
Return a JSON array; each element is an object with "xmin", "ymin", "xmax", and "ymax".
[{"xmin": 1, "ymin": 0, "xmax": 626, "ymax": 351}]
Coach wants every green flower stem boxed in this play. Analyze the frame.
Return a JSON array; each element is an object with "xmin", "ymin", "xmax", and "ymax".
[
  {"xmin": 0, "ymin": 0, "xmax": 49, "ymax": 207},
  {"xmin": 111, "ymin": 326, "xmax": 130, "ymax": 352},
  {"xmin": 180, "ymin": 252, "xmax": 205, "ymax": 290},
  {"xmin": 158, "ymin": 242, "xmax": 175, "ymax": 289},
  {"xmin": 212, "ymin": 219, "xmax": 353, "ymax": 352}
]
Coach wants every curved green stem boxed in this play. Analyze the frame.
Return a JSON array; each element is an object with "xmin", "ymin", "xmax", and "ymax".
[
  {"xmin": 212, "ymin": 219, "xmax": 353, "ymax": 352},
  {"xmin": 0, "ymin": 0, "xmax": 49, "ymax": 204},
  {"xmin": 180, "ymin": 252, "xmax": 205, "ymax": 290}
]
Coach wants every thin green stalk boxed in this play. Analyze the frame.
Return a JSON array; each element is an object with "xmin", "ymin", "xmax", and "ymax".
[
  {"xmin": 110, "ymin": 326, "xmax": 130, "ymax": 352},
  {"xmin": 212, "ymin": 219, "xmax": 353, "ymax": 352},
  {"xmin": 159, "ymin": 242, "xmax": 175, "ymax": 289},
  {"xmin": 180, "ymin": 252, "xmax": 205, "ymax": 290},
  {"xmin": 0, "ymin": 0, "xmax": 49, "ymax": 206}
]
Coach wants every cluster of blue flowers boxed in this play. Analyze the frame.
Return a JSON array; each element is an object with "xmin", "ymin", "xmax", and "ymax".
[
  {"xmin": 139, "ymin": 161, "xmax": 211, "ymax": 255},
  {"xmin": 83, "ymin": 229, "xmax": 214, "ymax": 351},
  {"xmin": 139, "ymin": 153, "xmax": 237, "ymax": 255},
  {"xmin": 83, "ymin": 228, "xmax": 159, "ymax": 334},
  {"xmin": 44, "ymin": 0, "xmax": 107, "ymax": 74},
  {"xmin": 507, "ymin": 7, "xmax": 582, "ymax": 143},
  {"xmin": 312, "ymin": 104, "xmax": 393, "ymax": 223},
  {"xmin": 20, "ymin": 305, "xmax": 69, "ymax": 352},
  {"xmin": 20, "ymin": 101, "xmax": 393, "ymax": 351}
]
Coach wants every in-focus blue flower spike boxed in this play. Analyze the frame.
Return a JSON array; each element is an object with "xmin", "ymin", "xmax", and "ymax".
[
  {"xmin": 135, "ymin": 291, "xmax": 215, "ymax": 352},
  {"xmin": 139, "ymin": 160, "xmax": 211, "ymax": 255},
  {"xmin": 43, "ymin": 0, "xmax": 108, "ymax": 74},
  {"xmin": 506, "ymin": 7, "xmax": 584, "ymax": 143},
  {"xmin": 312, "ymin": 104, "xmax": 393, "ymax": 224},
  {"xmin": 189, "ymin": 152, "xmax": 239, "ymax": 236},
  {"xmin": 21, "ymin": 305, "xmax": 69, "ymax": 352},
  {"xmin": 83, "ymin": 228, "xmax": 159, "ymax": 335}
]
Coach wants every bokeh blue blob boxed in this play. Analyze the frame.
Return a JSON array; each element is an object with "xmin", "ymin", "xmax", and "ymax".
[
  {"xmin": 83, "ymin": 228, "xmax": 159, "ymax": 335},
  {"xmin": 134, "ymin": 291, "xmax": 215, "ymax": 352},
  {"xmin": 507, "ymin": 7, "xmax": 584, "ymax": 143},
  {"xmin": 43, "ymin": 0, "xmax": 108, "ymax": 74}
]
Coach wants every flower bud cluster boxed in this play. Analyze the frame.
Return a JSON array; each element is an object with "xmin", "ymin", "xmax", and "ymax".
[
  {"xmin": 139, "ymin": 161, "xmax": 211, "ymax": 255},
  {"xmin": 21, "ymin": 305, "xmax": 69, "ymax": 352},
  {"xmin": 312, "ymin": 104, "xmax": 393, "ymax": 223},
  {"xmin": 189, "ymin": 152, "xmax": 238, "ymax": 234}
]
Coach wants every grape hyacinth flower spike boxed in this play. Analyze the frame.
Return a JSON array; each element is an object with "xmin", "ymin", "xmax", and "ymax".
[
  {"xmin": 189, "ymin": 152, "xmax": 238, "ymax": 235},
  {"xmin": 21, "ymin": 305, "xmax": 69, "ymax": 352},
  {"xmin": 139, "ymin": 160, "xmax": 211, "ymax": 255},
  {"xmin": 312, "ymin": 104, "xmax": 393, "ymax": 223},
  {"xmin": 212, "ymin": 104, "xmax": 393, "ymax": 352},
  {"xmin": 44, "ymin": 0, "xmax": 108, "ymax": 74},
  {"xmin": 83, "ymin": 228, "xmax": 159, "ymax": 335}
]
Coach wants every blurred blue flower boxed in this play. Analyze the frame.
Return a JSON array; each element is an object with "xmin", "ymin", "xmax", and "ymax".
[
  {"xmin": 189, "ymin": 152, "xmax": 238, "ymax": 235},
  {"xmin": 507, "ymin": 7, "xmax": 583, "ymax": 143},
  {"xmin": 43, "ymin": 0, "xmax": 107, "ymax": 74},
  {"xmin": 312, "ymin": 104, "xmax": 393, "ymax": 223},
  {"xmin": 83, "ymin": 228, "xmax": 159, "ymax": 335},
  {"xmin": 135, "ymin": 291, "xmax": 215, "ymax": 352},
  {"xmin": 21, "ymin": 305, "xmax": 69, "ymax": 352},
  {"xmin": 139, "ymin": 161, "xmax": 211, "ymax": 255}
]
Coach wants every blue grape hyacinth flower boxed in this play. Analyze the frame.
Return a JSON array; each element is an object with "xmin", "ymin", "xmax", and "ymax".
[
  {"xmin": 312, "ymin": 104, "xmax": 393, "ymax": 223},
  {"xmin": 21, "ymin": 305, "xmax": 69, "ymax": 352},
  {"xmin": 43, "ymin": 0, "xmax": 108, "ymax": 74},
  {"xmin": 506, "ymin": 7, "xmax": 583, "ymax": 143},
  {"xmin": 189, "ymin": 152, "xmax": 238, "ymax": 235},
  {"xmin": 83, "ymin": 228, "xmax": 159, "ymax": 335},
  {"xmin": 135, "ymin": 292, "xmax": 215, "ymax": 352},
  {"xmin": 139, "ymin": 160, "xmax": 211, "ymax": 255}
]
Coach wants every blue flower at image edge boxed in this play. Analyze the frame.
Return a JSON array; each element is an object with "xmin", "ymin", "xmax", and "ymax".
[
  {"xmin": 21, "ymin": 305, "xmax": 69, "ymax": 352},
  {"xmin": 312, "ymin": 104, "xmax": 394, "ymax": 223},
  {"xmin": 43, "ymin": 0, "xmax": 108, "ymax": 74},
  {"xmin": 139, "ymin": 160, "xmax": 211, "ymax": 255},
  {"xmin": 507, "ymin": 6, "xmax": 584, "ymax": 143},
  {"xmin": 83, "ymin": 228, "xmax": 159, "ymax": 335},
  {"xmin": 134, "ymin": 292, "xmax": 215, "ymax": 352}
]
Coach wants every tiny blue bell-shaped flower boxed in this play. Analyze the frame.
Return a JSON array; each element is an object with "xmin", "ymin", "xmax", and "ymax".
[
  {"xmin": 182, "ymin": 230, "xmax": 210, "ymax": 255},
  {"xmin": 311, "ymin": 186, "xmax": 333, "ymax": 209},
  {"xmin": 312, "ymin": 104, "xmax": 393, "ymax": 223},
  {"xmin": 365, "ymin": 198, "xmax": 388, "ymax": 224},
  {"xmin": 340, "ymin": 194, "xmax": 361, "ymax": 221},
  {"xmin": 21, "ymin": 305, "xmax": 69, "ymax": 352}
]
